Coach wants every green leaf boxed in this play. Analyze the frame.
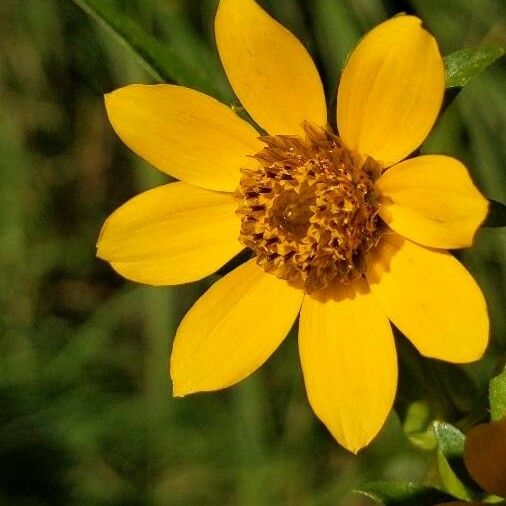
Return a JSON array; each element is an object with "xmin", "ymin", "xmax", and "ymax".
[
  {"xmin": 355, "ymin": 481, "xmax": 456, "ymax": 506},
  {"xmin": 445, "ymin": 46, "xmax": 504, "ymax": 88},
  {"xmin": 433, "ymin": 422, "xmax": 480, "ymax": 499},
  {"xmin": 483, "ymin": 199, "xmax": 506, "ymax": 228},
  {"xmin": 71, "ymin": 0, "xmax": 230, "ymax": 101},
  {"xmin": 490, "ymin": 367, "xmax": 506, "ymax": 422},
  {"xmin": 402, "ymin": 401, "xmax": 436, "ymax": 450},
  {"xmin": 433, "ymin": 421, "xmax": 465, "ymax": 459},
  {"xmin": 436, "ymin": 451, "xmax": 472, "ymax": 501}
]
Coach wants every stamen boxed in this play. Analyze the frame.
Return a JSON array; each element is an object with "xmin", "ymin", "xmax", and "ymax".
[{"xmin": 236, "ymin": 122, "xmax": 384, "ymax": 293}]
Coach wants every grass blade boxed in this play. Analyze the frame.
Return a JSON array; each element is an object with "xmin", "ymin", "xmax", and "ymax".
[
  {"xmin": 445, "ymin": 46, "xmax": 504, "ymax": 88},
  {"xmin": 72, "ymin": 0, "xmax": 227, "ymax": 100}
]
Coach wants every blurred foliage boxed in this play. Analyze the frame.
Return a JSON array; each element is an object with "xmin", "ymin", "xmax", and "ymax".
[
  {"xmin": 490, "ymin": 367, "xmax": 506, "ymax": 421},
  {"xmin": 358, "ymin": 367, "xmax": 506, "ymax": 504},
  {"xmin": 0, "ymin": 0, "xmax": 504, "ymax": 505}
]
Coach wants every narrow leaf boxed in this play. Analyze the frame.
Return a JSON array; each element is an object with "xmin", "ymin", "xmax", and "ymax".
[
  {"xmin": 355, "ymin": 481, "xmax": 455, "ymax": 505},
  {"xmin": 490, "ymin": 367, "xmax": 506, "ymax": 422},
  {"xmin": 71, "ymin": 0, "xmax": 228, "ymax": 100},
  {"xmin": 433, "ymin": 422, "xmax": 480, "ymax": 498},
  {"xmin": 437, "ymin": 451, "xmax": 473, "ymax": 501},
  {"xmin": 483, "ymin": 199, "xmax": 506, "ymax": 228},
  {"xmin": 445, "ymin": 46, "xmax": 504, "ymax": 89},
  {"xmin": 309, "ymin": 0, "xmax": 361, "ymax": 94}
]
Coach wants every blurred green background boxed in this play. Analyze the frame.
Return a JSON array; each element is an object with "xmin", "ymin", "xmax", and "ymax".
[{"xmin": 0, "ymin": 0, "xmax": 504, "ymax": 504}]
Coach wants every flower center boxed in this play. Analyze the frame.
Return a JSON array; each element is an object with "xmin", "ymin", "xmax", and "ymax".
[{"xmin": 236, "ymin": 122, "xmax": 384, "ymax": 293}]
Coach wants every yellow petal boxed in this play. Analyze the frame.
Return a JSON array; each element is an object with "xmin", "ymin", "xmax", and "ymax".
[
  {"xmin": 367, "ymin": 234, "xmax": 489, "ymax": 363},
  {"xmin": 97, "ymin": 182, "xmax": 243, "ymax": 285},
  {"xmin": 376, "ymin": 155, "xmax": 488, "ymax": 249},
  {"xmin": 170, "ymin": 259, "xmax": 303, "ymax": 395},
  {"xmin": 105, "ymin": 84, "xmax": 262, "ymax": 192},
  {"xmin": 215, "ymin": 0, "xmax": 327, "ymax": 135},
  {"xmin": 464, "ymin": 417, "xmax": 506, "ymax": 498},
  {"xmin": 337, "ymin": 16, "xmax": 445, "ymax": 167},
  {"xmin": 299, "ymin": 279, "xmax": 397, "ymax": 453}
]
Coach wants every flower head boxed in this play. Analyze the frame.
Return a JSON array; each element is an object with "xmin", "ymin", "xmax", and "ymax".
[
  {"xmin": 237, "ymin": 122, "xmax": 384, "ymax": 292},
  {"xmin": 97, "ymin": 0, "xmax": 489, "ymax": 453}
]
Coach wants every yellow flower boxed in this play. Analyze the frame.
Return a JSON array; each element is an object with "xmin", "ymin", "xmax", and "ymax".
[{"xmin": 97, "ymin": 0, "xmax": 489, "ymax": 453}]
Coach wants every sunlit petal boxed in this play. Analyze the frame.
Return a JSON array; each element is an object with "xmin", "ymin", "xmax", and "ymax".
[
  {"xmin": 337, "ymin": 16, "xmax": 444, "ymax": 167},
  {"xmin": 299, "ymin": 279, "xmax": 397, "ymax": 453},
  {"xmin": 367, "ymin": 234, "xmax": 489, "ymax": 363},
  {"xmin": 171, "ymin": 259, "xmax": 303, "ymax": 395},
  {"xmin": 97, "ymin": 182, "xmax": 242, "ymax": 285},
  {"xmin": 376, "ymin": 155, "xmax": 488, "ymax": 248},
  {"xmin": 105, "ymin": 84, "xmax": 262, "ymax": 191},
  {"xmin": 216, "ymin": 0, "xmax": 327, "ymax": 135}
]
